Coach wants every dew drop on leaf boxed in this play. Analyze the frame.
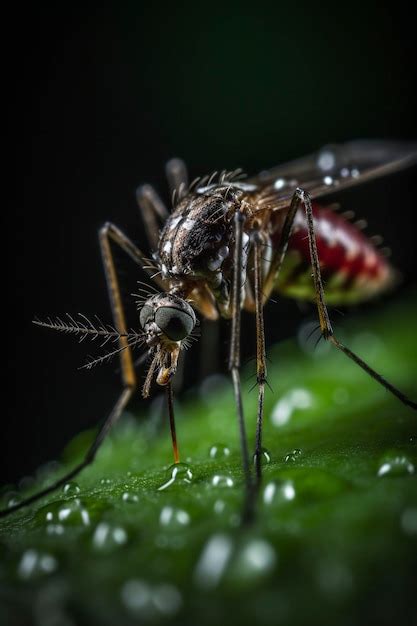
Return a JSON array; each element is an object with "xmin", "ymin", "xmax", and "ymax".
[
  {"xmin": 122, "ymin": 492, "xmax": 139, "ymax": 503},
  {"xmin": 121, "ymin": 579, "xmax": 152, "ymax": 616},
  {"xmin": 253, "ymin": 447, "xmax": 272, "ymax": 466},
  {"xmin": 46, "ymin": 523, "xmax": 65, "ymax": 536},
  {"xmin": 159, "ymin": 506, "xmax": 190, "ymax": 528},
  {"xmin": 213, "ymin": 499, "xmax": 226, "ymax": 514},
  {"xmin": 263, "ymin": 480, "xmax": 296, "ymax": 505},
  {"xmin": 62, "ymin": 481, "xmax": 81, "ymax": 496},
  {"xmin": 6, "ymin": 493, "xmax": 21, "ymax": 508},
  {"xmin": 401, "ymin": 508, "xmax": 417, "ymax": 535},
  {"xmin": 18, "ymin": 549, "xmax": 58, "ymax": 580},
  {"xmin": 228, "ymin": 539, "xmax": 277, "ymax": 585},
  {"xmin": 92, "ymin": 522, "xmax": 128, "ymax": 550},
  {"xmin": 158, "ymin": 463, "xmax": 193, "ymax": 491},
  {"xmin": 152, "ymin": 583, "xmax": 182, "ymax": 616},
  {"xmin": 211, "ymin": 475, "xmax": 234, "ymax": 488},
  {"xmin": 377, "ymin": 455, "xmax": 415, "ymax": 477},
  {"xmin": 284, "ymin": 449, "xmax": 302, "ymax": 463},
  {"xmin": 209, "ymin": 443, "xmax": 231, "ymax": 459},
  {"xmin": 194, "ymin": 534, "xmax": 234, "ymax": 589},
  {"xmin": 45, "ymin": 498, "xmax": 91, "ymax": 527},
  {"xmin": 271, "ymin": 389, "xmax": 313, "ymax": 426}
]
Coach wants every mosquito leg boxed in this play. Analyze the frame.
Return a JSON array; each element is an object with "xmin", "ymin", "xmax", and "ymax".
[
  {"xmin": 253, "ymin": 232, "xmax": 267, "ymax": 485},
  {"xmin": 228, "ymin": 210, "xmax": 253, "ymax": 520},
  {"xmin": 101, "ymin": 221, "xmax": 166, "ymax": 290},
  {"xmin": 0, "ymin": 224, "xmax": 151, "ymax": 517},
  {"xmin": 136, "ymin": 185, "xmax": 169, "ymax": 251},
  {"xmin": 262, "ymin": 192, "xmax": 300, "ymax": 302},
  {"xmin": 166, "ymin": 383, "xmax": 180, "ymax": 464},
  {"xmin": 0, "ymin": 388, "xmax": 134, "ymax": 518},
  {"xmin": 295, "ymin": 187, "xmax": 417, "ymax": 410}
]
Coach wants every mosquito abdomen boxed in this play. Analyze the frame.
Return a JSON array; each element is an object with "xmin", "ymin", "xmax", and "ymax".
[{"xmin": 274, "ymin": 203, "xmax": 395, "ymax": 305}]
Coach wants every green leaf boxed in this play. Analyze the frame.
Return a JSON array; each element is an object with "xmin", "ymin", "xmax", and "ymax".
[{"xmin": 1, "ymin": 295, "xmax": 416, "ymax": 626}]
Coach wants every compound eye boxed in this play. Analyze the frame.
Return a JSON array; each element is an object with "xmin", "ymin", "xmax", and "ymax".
[
  {"xmin": 154, "ymin": 307, "xmax": 195, "ymax": 341},
  {"xmin": 139, "ymin": 304, "xmax": 154, "ymax": 329}
]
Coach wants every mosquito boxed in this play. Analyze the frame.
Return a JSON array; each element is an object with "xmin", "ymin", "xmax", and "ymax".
[{"xmin": 2, "ymin": 140, "xmax": 417, "ymax": 520}]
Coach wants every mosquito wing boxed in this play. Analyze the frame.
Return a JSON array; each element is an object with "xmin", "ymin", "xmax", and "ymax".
[{"xmin": 249, "ymin": 140, "xmax": 417, "ymax": 210}]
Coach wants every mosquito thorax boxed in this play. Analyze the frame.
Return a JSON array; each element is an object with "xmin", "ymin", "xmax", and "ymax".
[{"xmin": 139, "ymin": 293, "xmax": 196, "ymax": 346}]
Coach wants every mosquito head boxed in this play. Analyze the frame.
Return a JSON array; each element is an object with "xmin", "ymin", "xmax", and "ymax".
[{"xmin": 139, "ymin": 293, "xmax": 196, "ymax": 348}]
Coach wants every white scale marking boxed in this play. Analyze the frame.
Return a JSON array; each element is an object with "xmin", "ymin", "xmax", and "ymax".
[
  {"xmin": 169, "ymin": 216, "xmax": 182, "ymax": 230},
  {"xmin": 181, "ymin": 218, "xmax": 195, "ymax": 231}
]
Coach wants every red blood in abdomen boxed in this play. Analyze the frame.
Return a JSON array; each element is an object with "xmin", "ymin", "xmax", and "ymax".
[{"xmin": 273, "ymin": 202, "xmax": 393, "ymax": 296}]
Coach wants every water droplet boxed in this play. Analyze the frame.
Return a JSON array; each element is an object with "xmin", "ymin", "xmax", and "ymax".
[
  {"xmin": 122, "ymin": 492, "xmax": 139, "ymax": 503},
  {"xmin": 194, "ymin": 534, "xmax": 234, "ymax": 589},
  {"xmin": 100, "ymin": 478, "xmax": 112, "ymax": 485},
  {"xmin": 6, "ymin": 492, "xmax": 21, "ymax": 508},
  {"xmin": 271, "ymin": 389, "xmax": 313, "ymax": 426},
  {"xmin": 263, "ymin": 480, "xmax": 296, "ymax": 505},
  {"xmin": 377, "ymin": 455, "xmax": 415, "ymax": 477},
  {"xmin": 401, "ymin": 508, "xmax": 417, "ymax": 535},
  {"xmin": 158, "ymin": 463, "xmax": 193, "ymax": 491},
  {"xmin": 213, "ymin": 499, "xmax": 226, "ymax": 514},
  {"xmin": 44, "ymin": 498, "xmax": 91, "ymax": 526},
  {"xmin": 92, "ymin": 522, "xmax": 128, "ymax": 550},
  {"xmin": 121, "ymin": 580, "xmax": 182, "ymax": 618},
  {"xmin": 211, "ymin": 474, "xmax": 234, "ymax": 488},
  {"xmin": 152, "ymin": 584, "xmax": 182, "ymax": 616},
  {"xmin": 46, "ymin": 524, "xmax": 65, "ymax": 536},
  {"xmin": 209, "ymin": 443, "xmax": 231, "ymax": 459},
  {"xmin": 62, "ymin": 481, "xmax": 81, "ymax": 496},
  {"xmin": 18, "ymin": 549, "xmax": 57, "ymax": 580},
  {"xmin": 159, "ymin": 505, "xmax": 190, "ymax": 528},
  {"xmin": 229, "ymin": 539, "xmax": 276, "ymax": 585},
  {"xmin": 317, "ymin": 150, "xmax": 335, "ymax": 171},
  {"xmin": 121, "ymin": 579, "xmax": 152, "ymax": 616},
  {"xmin": 284, "ymin": 449, "xmax": 302, "ymax": 463},
  {"xmin": 253, "ymin": 447, "xmax": 271, "ymax": 466},
  {"xmin": 274, "ymin": 178, "xmax": 286, "ymax": 190}
]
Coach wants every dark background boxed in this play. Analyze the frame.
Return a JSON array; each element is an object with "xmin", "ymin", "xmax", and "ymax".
[{"xmin": 7, "ymin": 3, "xmax": 417, "ymax": 486}]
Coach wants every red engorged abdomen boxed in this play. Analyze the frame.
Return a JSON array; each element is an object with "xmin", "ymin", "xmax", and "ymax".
[{"xmin": 273, "ymin": 202, "xmax": 395, "ymax": 304}]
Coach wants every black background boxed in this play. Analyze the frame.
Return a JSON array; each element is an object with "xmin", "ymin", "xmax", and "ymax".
[{"xmin": 7, "ymin": 3, "xmax": 417, "ymax": 486}]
